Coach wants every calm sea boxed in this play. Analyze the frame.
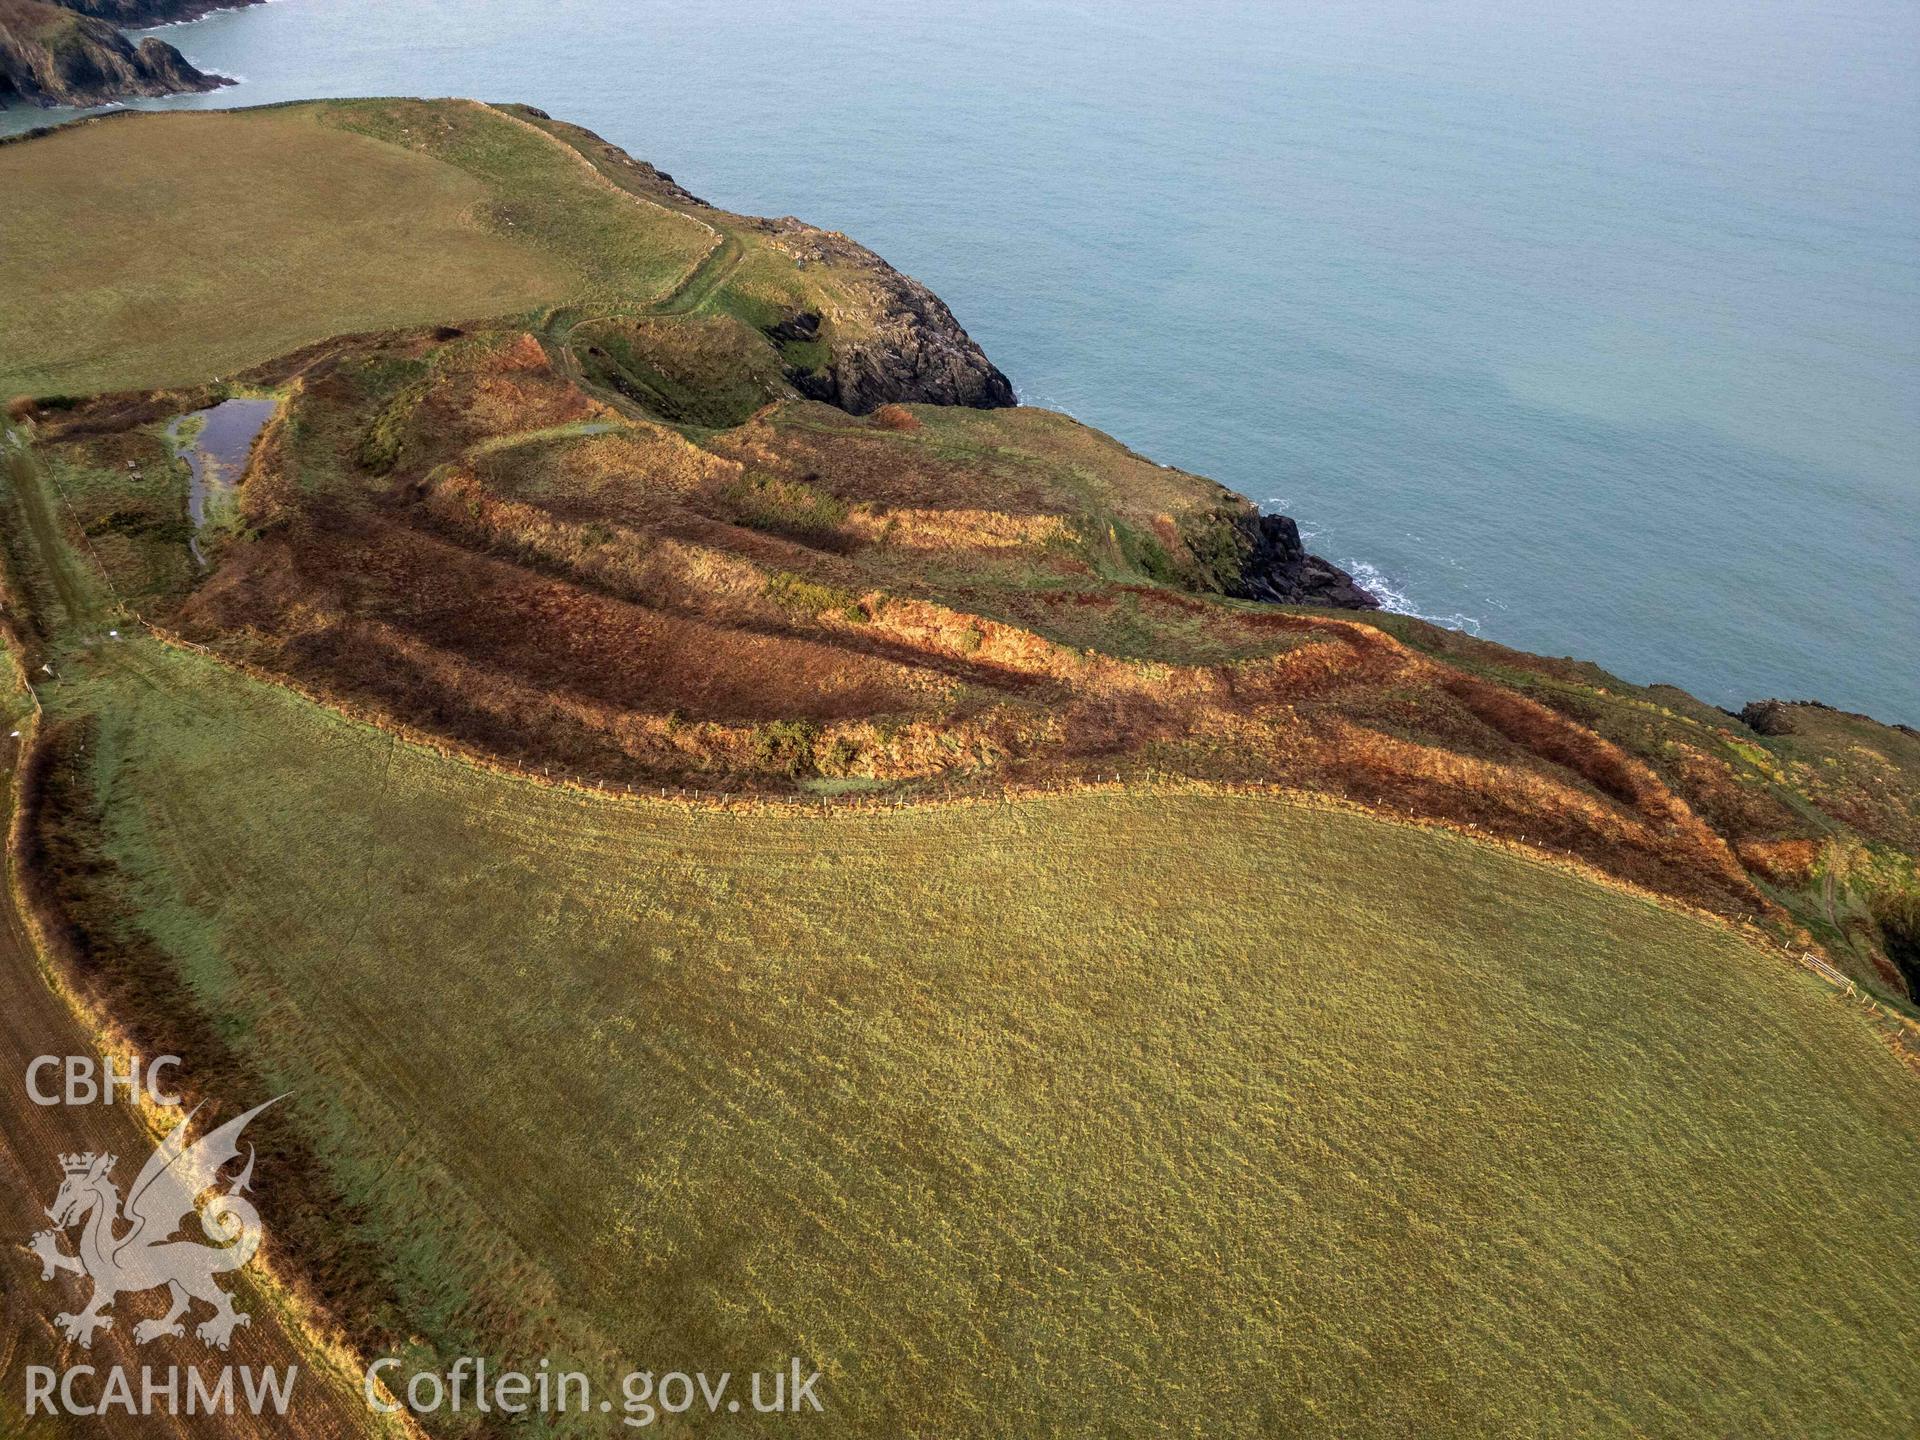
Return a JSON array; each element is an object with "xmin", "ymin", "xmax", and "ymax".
[{"xmin": 10, "ymin": 0, "xmax": 1916, "ymax": 720}]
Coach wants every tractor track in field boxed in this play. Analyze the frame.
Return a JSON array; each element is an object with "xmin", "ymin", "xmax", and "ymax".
[
  {"xmin": 0, "ymin": 760, "xmax": 389, "ymax": 1440},
  {"xmin": 5, "ymin": 425, "xmax": 94, "ymax": 632},
  {"xmin": 0, "ymin": 424, "xmax": 408, "ymax": 1440}
]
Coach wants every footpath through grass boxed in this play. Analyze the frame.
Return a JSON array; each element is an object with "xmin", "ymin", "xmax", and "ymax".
[{"xmin": 42, "ymin": 637, "xmax": 1920, "ymax": 1438}]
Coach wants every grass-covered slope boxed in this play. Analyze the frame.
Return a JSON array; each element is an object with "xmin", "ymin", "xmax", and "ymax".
[
  {"xmin": 0, "ymin": 101, "xmax": 708, "ymax": 397},
  {"xmin": 1, "ymin": 96, "xmax": 1916, "ymax": 1440},
  {"xmin": 0, "ymin": 98, "xmax": 1010, "ymax": 410},
  {"xmin": 30, "ymin": 637, "xmax": 1920, "ymax": 1438}
]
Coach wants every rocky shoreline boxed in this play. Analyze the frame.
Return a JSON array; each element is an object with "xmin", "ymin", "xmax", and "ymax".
[
  {"xmin": 59, "ymin": 0, "xmax": 259, "ymax": 23},
  {"xmin": 0, "ymin": 0, "xmax": 235, "ymax": 108},
  {"xmin": 756, "ymin": 223, "xmax": 1019, "ymax": 415},
  {"xmin": 1228, "ymin": 511, "xmax": 1379, "ymax": 610}
]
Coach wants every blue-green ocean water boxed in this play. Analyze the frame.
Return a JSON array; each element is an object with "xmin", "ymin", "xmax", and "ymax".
[{"xmin": 9, "ymin": 0, "xmax": 1916, "ymax": 720}]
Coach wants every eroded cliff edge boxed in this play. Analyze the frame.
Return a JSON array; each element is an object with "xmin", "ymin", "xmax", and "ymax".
[
  {"xmin": 515, "ymin": 106, "xmax": 1369, "ymax": 608},
  {"xmin": 757, "ymin": 223, "xmax": 1020, "ymax": 414},
  {"xmin": 0, "ymin": 0, "xmax": 227, "ymax": 107}
]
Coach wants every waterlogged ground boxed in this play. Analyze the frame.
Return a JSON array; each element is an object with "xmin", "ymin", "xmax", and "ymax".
[{"xmin": 168, "ymin": 396, "xmax": 276, "ymax": 562}]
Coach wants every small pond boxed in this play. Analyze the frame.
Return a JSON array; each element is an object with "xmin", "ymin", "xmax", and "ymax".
[{"xmin": 166, "ymin": 397, "xmax": 277, "ymax": 565}]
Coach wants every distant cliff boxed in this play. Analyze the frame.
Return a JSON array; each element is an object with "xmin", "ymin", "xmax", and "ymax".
[
  {"xmin": 58, "ymin": 0, "xmax": 260, "ymax": 22},
  {"xmin": 0, "ymin": 0, "xmax": 228, "ymax": 108}
]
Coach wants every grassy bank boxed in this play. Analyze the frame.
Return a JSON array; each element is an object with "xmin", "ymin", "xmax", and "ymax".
[{"xmin": 38, "ymin": 636, "xmax": 1920, "ymax": 1437}]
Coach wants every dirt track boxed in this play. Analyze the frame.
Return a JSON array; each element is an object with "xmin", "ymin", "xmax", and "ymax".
[
  {"xmin": 0, "ymin": 427, "xmax": 396, "ymax": 1437},
  {"xmin": 0, "ymin": 735, "xmax": 397, "ymax": 1437}
]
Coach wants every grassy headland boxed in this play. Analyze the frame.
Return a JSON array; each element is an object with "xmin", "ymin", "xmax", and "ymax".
[
  {"xmin": 0, "ymin": 98, "xmax": 1915, "ymax": 1439},
  {"xmin": 0, "ymin": 98, "xmax": 1011, "ymax": 412}
]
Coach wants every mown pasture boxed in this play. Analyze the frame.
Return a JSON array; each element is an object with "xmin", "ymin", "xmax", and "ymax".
[
  {"xmin": 0, "ymin": 101, "xmax": 714, "ymax": 398},
  {"xmin": 36, "ymin": 637, "xmax": 1920, "ymax": 1438}
]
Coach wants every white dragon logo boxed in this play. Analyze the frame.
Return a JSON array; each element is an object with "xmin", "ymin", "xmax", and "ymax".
[{"xmin": 28, "ymin": 1098, "xmax": 280, "ymax": 1351}]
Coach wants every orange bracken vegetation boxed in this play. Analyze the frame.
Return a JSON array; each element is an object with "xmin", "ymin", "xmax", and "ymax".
[{"xmin": 30, "ymin": 320, "xmax": 1883, "ymax": 935}]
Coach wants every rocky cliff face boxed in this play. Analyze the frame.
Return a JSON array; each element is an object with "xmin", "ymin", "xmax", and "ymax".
[
  {"xmin": 0, "ymin": 0, "xmax": 226, "ymax": 108},
  {"xmin": 755, "ymin": 219, "xmax": 1017, "ymax": 414},
  {"xmin": 768, "ymin": 302, "xmax": 1018, "ymax": 415},
  {"xmin": 57, "ymin": 0, "xmax": 259, "ymax": 22},
  {"xmin": 1229, "ymin": 511, "xmax": 1379, "ymax": 609}
]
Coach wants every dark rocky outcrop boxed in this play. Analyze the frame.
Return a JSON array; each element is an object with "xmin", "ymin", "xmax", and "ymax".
[
  {"xmin": 0, "ymin": 0, "xmax": 226, "ymax": 107},
  {"xmin": 1740, "ymin": 696, "xmax": 1918, "ymax": 741},
  {"xmin": 57, "ymin": 0, "xmax": 259, "ymax": 23},
  {"xmin": 1229, "ymin": 511, "xmax": 1379, "ymax": 610},
  {"xmin": 1738, "ymin": 699, "xmax": 1798, "ymax": 736},
  {"xmin": 756, "ymin": 219, "xmax": 1017, "ymax": 414}
]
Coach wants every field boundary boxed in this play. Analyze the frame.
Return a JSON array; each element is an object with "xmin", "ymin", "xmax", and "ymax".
[
  {"xmin": 1794, "ymin": 948, "xmax": 1920, "ymax": 1071},
  {"xmin": 0, "ymin": 428, "xmax": 421, "ymax": 1436},
  {"xmin": 0, "ymin": 683, "xmax": 425, "ymax": 1437}
]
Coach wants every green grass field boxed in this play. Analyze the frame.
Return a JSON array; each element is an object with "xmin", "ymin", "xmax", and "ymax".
[
  {"xmin": 38, "ymin": 637, "xmax": 1919, "ymax": 1437},
  {"xmin": 0, "ymin": 101, "xmax": 714, "ymax": 398}
]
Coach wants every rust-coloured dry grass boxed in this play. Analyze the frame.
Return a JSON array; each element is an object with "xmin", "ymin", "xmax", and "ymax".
[
  {"xmin": 17, "ymin": 325, "xmax": 1775, "ymax": 931},
  {"xmin": 22, "ymin": 310, "xmax": 1918, "ymax": 979}
]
